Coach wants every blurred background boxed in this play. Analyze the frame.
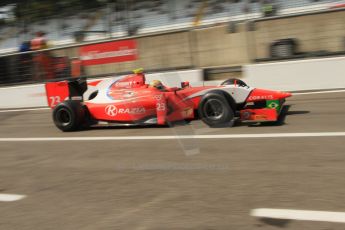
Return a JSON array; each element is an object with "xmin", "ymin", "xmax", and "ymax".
[{"xmin": 0, "ymin": 0, "xmax": 344, "ymax": 85}]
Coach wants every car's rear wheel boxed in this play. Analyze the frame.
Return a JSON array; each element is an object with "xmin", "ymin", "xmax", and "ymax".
[
  {"xmin": 53, "ymin": 100, "xmax": 85, "ymax": 131},
  {"xmin": 198, "ymin": 93, "xmax": 235, "ymax": 127}
]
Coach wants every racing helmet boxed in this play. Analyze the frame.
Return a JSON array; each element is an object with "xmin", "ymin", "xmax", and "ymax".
[
  {"xmin": 149, "ymin": 80, "xmax": 164, "ymax": 90},
  {"xmin": 133, "ymin": 68, "xmax": 144, "ymax": 74}
]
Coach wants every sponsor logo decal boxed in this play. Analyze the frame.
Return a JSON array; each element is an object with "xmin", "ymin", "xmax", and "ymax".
[
  {"xmin": 153, "ymin": 95, "xmax": 163, "ymax": 100},
  {"xmin": 266, "ymin": 100, "xmax": 281, "ymax": 111},
  {"xmin": 123, "ymin": 91, "xmax": 136, "ymax": 98},
  {"xmin": 115, "ymin": 81, "xmax": 134, "ymax": 87},
  {"xmin": 81, "ymin": 49, "xmax": 136, "ymax": 61},
  {"xmin": 181, "ymin": 107, "xmax": 193, "ymax": 117},
  {"xmin": 255, "ymin": 115, "xmax": 267, "ymax": 120},
  {"xmin": 108, "ymin": 89, "xmax": 137, "ymax": 100},
  {"xmin": 105, "ymin": 105, "xmax": 117, "ymax": 117},
  {"xmin": 248, "ymin": 95, "xmax": 274, "ymax": 101},
  {"xmin": 80, "ymin": 40, "xmax": 137, "ymax": 66},
  {"xmin": 267, "ymin": 101, "xmax": 278, "ymax": 108},
  {"xmin": 119, "ymin": 107, "xmax": 146, "ymax": 114},
  {"xmin": 105, "ymin": 105, "xmax": 145, "ymax": 117}
]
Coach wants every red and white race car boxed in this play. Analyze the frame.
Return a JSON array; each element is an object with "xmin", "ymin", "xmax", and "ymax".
[{"xmin": 45, "ymin": 70, "xmax": 291, "ymax": 131}]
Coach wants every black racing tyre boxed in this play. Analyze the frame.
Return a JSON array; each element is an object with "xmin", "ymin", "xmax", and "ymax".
[
  {"xmin": 198, "ymin": 93, "xmax": 235, "ymax": 128},
  {"xmin": 52, "ymin": 100, "xmax": 85, "ymax": 132}
]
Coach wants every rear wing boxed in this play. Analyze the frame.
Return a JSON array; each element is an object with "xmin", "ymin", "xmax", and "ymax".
[{"xmin": 45, "ymin": 78, "xmax": 87, "ymax": 108}]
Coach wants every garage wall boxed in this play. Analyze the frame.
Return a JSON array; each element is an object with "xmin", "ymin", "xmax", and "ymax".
[
  {"xmin": 192, "ymin": 24, "xmax": 250, "ymax": 67},
  {"xmin": 254, "ymin": 10, "xmax": 345, "ymax": 59}
]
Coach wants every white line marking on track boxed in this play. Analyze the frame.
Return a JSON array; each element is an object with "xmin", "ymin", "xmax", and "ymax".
[
  {"xmin": 0, "ymin": 194, "xmax": 26, "ymax": 202},
  {"xmin": 251, "ymin": 208, "xmax": 345, "ymax": 223},
  {"xmin": 112, "ymin": 194, "xmax": 173, "ymax": 221},
  {"xmin": 0, "ymin": 107, "xmax": 50, "ymax": 113},
  {"xmin": 0, "ymin": 132, "xmax": 345, "ymax": 142},
  {"xmin": 293, "ymin": 89, "xmax": 345, "ymax": 95}
]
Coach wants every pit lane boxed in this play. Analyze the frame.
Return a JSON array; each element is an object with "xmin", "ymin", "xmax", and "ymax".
[{"xmin": 0, "ymin": 91, "xmax": 345, "ymax": 229}]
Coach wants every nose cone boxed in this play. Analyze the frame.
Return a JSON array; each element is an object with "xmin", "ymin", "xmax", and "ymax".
[{"xmin": 280, "ymin": 91, "xmax": 292, "ymax": 98}]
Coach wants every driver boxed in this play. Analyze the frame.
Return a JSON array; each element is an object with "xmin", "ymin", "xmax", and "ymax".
[{"xmin": 149, "ymin": 80, "xmax": 165, "ymax": 90}]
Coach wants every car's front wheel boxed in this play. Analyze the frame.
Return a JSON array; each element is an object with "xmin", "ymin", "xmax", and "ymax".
[{"xmin": 198, "ymin": 93, "xmax": 235, "ymax": 127}]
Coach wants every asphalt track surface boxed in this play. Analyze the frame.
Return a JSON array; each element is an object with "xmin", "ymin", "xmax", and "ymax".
[{"xmin": 1, "ymin": 91, "xmax": 345, "ymax": 230}]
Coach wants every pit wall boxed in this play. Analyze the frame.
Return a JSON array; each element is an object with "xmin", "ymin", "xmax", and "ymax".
[{"xmin": 244, "ymin": 56, "xmax": 345, "ymax": 91}]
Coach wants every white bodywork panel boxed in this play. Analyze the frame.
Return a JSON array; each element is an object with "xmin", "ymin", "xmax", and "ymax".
[
  {"xmin": 186, "ymin": 85, "xmax": 253, "ymax": 104},
  {"xmin": 84, "ymin": 77, "xmax": 253, "ymax": 105}
]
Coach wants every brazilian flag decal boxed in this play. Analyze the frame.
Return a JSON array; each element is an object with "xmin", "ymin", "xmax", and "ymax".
[{"xmin": 266, "ymin": 100, "xmax": 280, "ymax": 111}]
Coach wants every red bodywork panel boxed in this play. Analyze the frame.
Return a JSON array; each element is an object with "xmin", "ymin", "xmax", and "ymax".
[
  {"xmin": 45, "ymin": 81, "xmax": 69, "ymax": 108},
  {"xmin": 82, "ymin": 74, "xmax": 200, "ymax": 123},
  {"xmin": 84, "ymin": 87, "xmax": 197, "ymax": 123},
  {"xmin": 240, "ymin": 108, "xmax": 278, "ymax": 122},
  {"xmin": 242, "ymin": 88, "xmax": 291, "ymax": 122}
]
